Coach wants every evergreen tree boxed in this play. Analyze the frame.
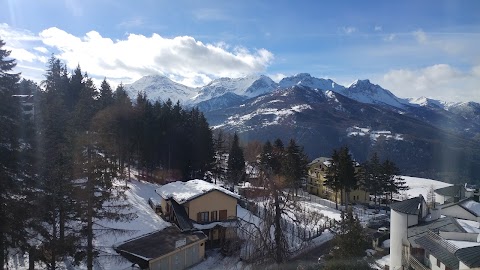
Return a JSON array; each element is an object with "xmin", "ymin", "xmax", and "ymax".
[
  {"xmin": 324, "ymin": 150, "xmax": 342, "ymax": 209},
  {"xmin": 363, "ymin": 153, "xmax": 383, "ymax": 206},
  {"xmin": 282, "ymin": 139, "xmax": 308, "ymax": 196},
  {"xmin": 0, "ymin": 39, "xmax": 31, "ymax": 270},
  {"xmin": 337, "ymin": 146, "xmax": 357, "ymax": 206},
  {"xmin": 324, "ymin": 209, "xmax": 372, "ymax": 270},
  {"xmin": 227, "ymin": 133, "xmax": 245, "ymax": 187},
  {"xmin": 34, "ymin": 56, "xmax": 80, "ymax": 269},
  {"xmin": 72, "ymin": 132, "xmax": 135, "ymax": 270},
  {"xmin": 98, "ymin": 78, "xmax": 114, "ymax": 109},
  {"xmin": 382, "ymin": 159, "xmax": 407, "ymax": 204}
]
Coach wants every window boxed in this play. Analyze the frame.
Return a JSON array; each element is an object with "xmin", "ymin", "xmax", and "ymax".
[
  {"xmin": 436, "ymin": 258, "xmax": 440, "ymax": 267},
  {"xmin": 197, "ymin": 211, "xmax": 209, "ymax": 223},
  {"xmin": 211, "ymin": 211, "xmax": 218, "ymax": 221},
  {"xmin": 219, "ymin": 210, "xmax": 227, "ymax": 220}
]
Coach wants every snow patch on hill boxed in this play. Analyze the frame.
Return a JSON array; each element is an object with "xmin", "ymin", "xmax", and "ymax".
[{"xmin": 347, "ymin": 126, "xmax": 404, "ymax": 142}]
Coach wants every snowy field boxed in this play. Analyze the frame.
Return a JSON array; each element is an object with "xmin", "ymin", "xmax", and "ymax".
[{"xmin": 399, "ymin": 176, "xmax": 452, "ymax": 200}]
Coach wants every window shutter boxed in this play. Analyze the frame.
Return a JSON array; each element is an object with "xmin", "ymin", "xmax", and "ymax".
[
  {"xmin": 219, "ymin": 210, "xmax": 227, "ymax": 221},
  {"xmin": 197, "ymin": 212, "xmax": 201, "ymax": 222}
]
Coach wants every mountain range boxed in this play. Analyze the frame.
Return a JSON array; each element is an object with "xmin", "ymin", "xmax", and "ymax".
[{"xmin": 125, "ymin": 73, "xmax": 480, "ymax": 183}]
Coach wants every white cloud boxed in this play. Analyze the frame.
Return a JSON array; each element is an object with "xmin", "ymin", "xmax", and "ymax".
[
  {"xmin": 342, "ymin": 26, "xmax": 356, "ymax": 35},
  {"xmin": 381, "ymin": 64, "xmax": 480, "ymax": 102},
  {"xmin": 383, "ymin": 34, "xmax": 396, "ymax": 42},
  {"xmin": 34, "ymin": 46, "xmax": 49, "ymax": 54},
  {"xmin": 413, "ymin": 29, "xmax": 427, "ymax": 44},
  {"xmin": 36, "ymin": 27, "xmax": 273, "ymax": 87},
  {"xmin": 374, "ymin": 26, "xmax": 382, "ymax": 32}
]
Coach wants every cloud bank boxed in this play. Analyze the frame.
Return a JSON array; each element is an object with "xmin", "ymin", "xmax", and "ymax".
[{"xmin": 1, "ymin": 24, "xmax": 274, "ymax": 87}]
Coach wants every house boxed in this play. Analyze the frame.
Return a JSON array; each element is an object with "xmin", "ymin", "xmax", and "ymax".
[
  {"xmin": 390, "ymin": 195, "xmax": 480, "ymax": 270},
  {"xmin": 156, "ymin": 179, "xmax": 240, "ymax": 247},
  {"xmin": 435, "ymin": 184, "xmax": 480, "ymax": 205},
  {"xmin": 307, "ymin": 157, "xmax": 369, "ymax": 204},
  {"xmin": 116, "ymin": 226, "xmax": 207, "ymax": 270}
]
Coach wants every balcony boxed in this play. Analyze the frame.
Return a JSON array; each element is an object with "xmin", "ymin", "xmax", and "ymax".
[{"xmin": 409, "ymin": 255, "xmax": 430, "ymax": 270}]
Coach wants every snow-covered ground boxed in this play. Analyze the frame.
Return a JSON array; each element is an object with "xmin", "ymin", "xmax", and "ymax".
[
  {"xmin": 95, "ymin": 178, "xmax": 170, "ymax": 269},
  {"xmin": 6, "ymin": 177, "xmax": 169, "ymax": 270},
  {"xmin": 398, "ymin": 176, "xmax": 452, "ymax": 200}
]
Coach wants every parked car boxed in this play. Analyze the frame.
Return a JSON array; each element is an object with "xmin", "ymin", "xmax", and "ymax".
[{"xmin": 377, "ymin": 227, "xmax": 389, "ymax": 233}]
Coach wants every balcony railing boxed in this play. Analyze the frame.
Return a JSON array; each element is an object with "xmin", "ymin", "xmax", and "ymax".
[{"xmin": 409, "ymin": 255, "xmax": 429, "ymax": 270}]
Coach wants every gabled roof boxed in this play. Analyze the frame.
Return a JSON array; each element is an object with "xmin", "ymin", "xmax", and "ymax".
[
  {"xmin": 406, "ymin": 216, "xmax": 465, "ymax": 248},
  {"xmin": 116, "ymin": 226, "xmax": 207, "ymax": 268},
  {"xmin": 415, "ymin": 233, "xmax": 459, "ymax": 270},
  {"xmin": 390, "ymin": 196, "xmax": 424, "ymax": 215},
  {"xmin": 156, "ymin": 179, "xmax": 240, "ymax": 204},
  {"xmin": 455, "ymin": 246, "xmax": 480, "ymax": 268},
  {"xmin": 435, "ymin": 185, "xmax": 463, "ymax": 197}
]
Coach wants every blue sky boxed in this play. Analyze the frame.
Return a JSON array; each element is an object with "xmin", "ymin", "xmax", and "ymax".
[{"xmin": 1, "ymin": 0, "xmax": 480, "ymax": 102}]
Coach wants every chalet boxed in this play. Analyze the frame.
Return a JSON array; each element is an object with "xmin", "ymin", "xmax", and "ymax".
[
  {"xmin": 156, "ymin": 179, "xmax": 240, "ymax": 247},
  {"xmin": 307, "ymin": 157, "xmax": 369, "ymax": 204}
]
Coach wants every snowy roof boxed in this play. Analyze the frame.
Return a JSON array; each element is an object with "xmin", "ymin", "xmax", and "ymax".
[
  {"xmin": 455, "ymin": 219, "xmax": 480, "ymax": 233},
  {"xmin": 156, "ymin": 179, "xmax": 240, "ymax": 204},
  {"xmin": 460, "ymin": 199, "xmax": 480, "ymax": 217}
]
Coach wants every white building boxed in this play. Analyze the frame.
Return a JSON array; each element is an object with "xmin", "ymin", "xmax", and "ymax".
[{"xmin": 390, "ymin": 195, "xmax": 480, "ymax": 270}]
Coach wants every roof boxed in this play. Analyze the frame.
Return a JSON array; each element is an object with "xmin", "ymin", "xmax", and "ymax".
[
  {"xmin": 459, "ymin": 199, "xmax": 480, "ymax": 217},
  {"xmin": 156, "ymin": 179, "xmax": 240, "ymax": 204},
  {"xmin": 170, "ymin": 199, "xmax": 194, "ymax": 231},
  {"xmin": 442, "ymin": 198, "xmax": 480, "ymax": 218},
  {"xmin": 455, "ymin": 245, "xmax": 480, "ymax": 268},
  {"xmin": 434, "ymin": 185, "xmax": 463, "ymax": 197},
  {"xmin": 415, "ymin": 232, "xmax": 459, "ymax": 269},
  {"xmin": 308, "ymin": 157, "xmax": 330, "ymax": 166},
  {"xmin": 390, "ymin": 196, "xmax": 424, "ymax": 215},
  {"xmin": 406, "ymin": 216, "xmax": 465, "ymax": 248},
  {"xmin": 116, "ymin": 226, "xmax": 207, "ymax": 268}
]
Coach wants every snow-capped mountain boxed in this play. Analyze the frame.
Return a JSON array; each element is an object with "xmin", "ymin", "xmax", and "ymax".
[
  {"xmin": 407, "ymin": 96, "xmax": 447, "ymax": 109},
  {"xmin": 278, "ymin": 73, "xmax": 345, "ymax": 92},
  {"xmin": 125, "ymin": 75, "xmax": 196, "ymax": 103},
  {"xmin": 446, "ymin": 101, "xmax": 480, "ymax": 121},
  {"xmin": 338, "ymin": 79, "xmax": 409, "ymax": 109},
  {"xmin": 192, "ymin": 75, "xmax": 277, "ymax": 104}
]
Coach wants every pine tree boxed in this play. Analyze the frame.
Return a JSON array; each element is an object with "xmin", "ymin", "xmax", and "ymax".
[
  {"xmin": 324, "ymin": 209, "xmax": 372, "ymax": 270},
  {"xmin": 324, "ymin": 150, "xmax": 342, "ymax": 209},
  {"xmin": 227, "ymin": 133, "xmax": 245, "ymax": 187},
  {"xmin": 98, "ymin": 78, "xmax": 114, "ymax": 110},
  {"xmin": 382, "ymin": 159, "xmax": 407, "ymax": 204},
  {"xmin": 282, "ymin": 139, "xmax": 308, "ymax": 196},
  {"xmin": 0, "ymin": 39, "xmax": 31, "ymax": 270},
  {"xmin": 363, "ymin": 152, "xmax": 383, "ymax": 207},
  {"xmin": 335, "ymin": 147, "xmax": 356, "ymax": 206},
  {"xmin": 34, "ymin": 56, "xmax": 80, "ymax": 269},
  {"xmin": 72, "ymin": 132, "xmax": 135, "ymax": 270}
]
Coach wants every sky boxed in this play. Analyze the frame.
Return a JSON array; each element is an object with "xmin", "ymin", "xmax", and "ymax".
[{"xmin": 1, "ymin": 0, "xmax": 480, "ymax": 102}]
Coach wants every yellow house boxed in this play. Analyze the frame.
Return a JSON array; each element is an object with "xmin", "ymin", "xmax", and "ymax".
[
  {"xmin": 307, "ymin": 157, "xmax": 369, "ymax": 205},
  {"xmin": 156, "ymin": 180, "xmax": 239, "ymax": 247}
]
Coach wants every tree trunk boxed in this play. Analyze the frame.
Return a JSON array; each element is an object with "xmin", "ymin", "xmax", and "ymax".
[
  {"xmin": 335, "ymin": 191, "xmax": 338, "ymax": 210},
  {"xmin": 87, "ymin": 144, "xmax": 94, "ymax": 270},
  {"xmin": 340, "ymin": 189, "xmax": 344, "ymax": 209},
  {"xmin": 273, "ymin": 188, "xmax": 284, "ymax": 263},
  {"xmin": 28, "ymin": 247, "xmax": 35, "ymax": 270},
  {"xmin": 50, "ymin": 216, "xmax": 57, "ymax": 270},
  {"xmin": 0, "ymin": 230, "xmax": 4, "ymax": 270}
]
